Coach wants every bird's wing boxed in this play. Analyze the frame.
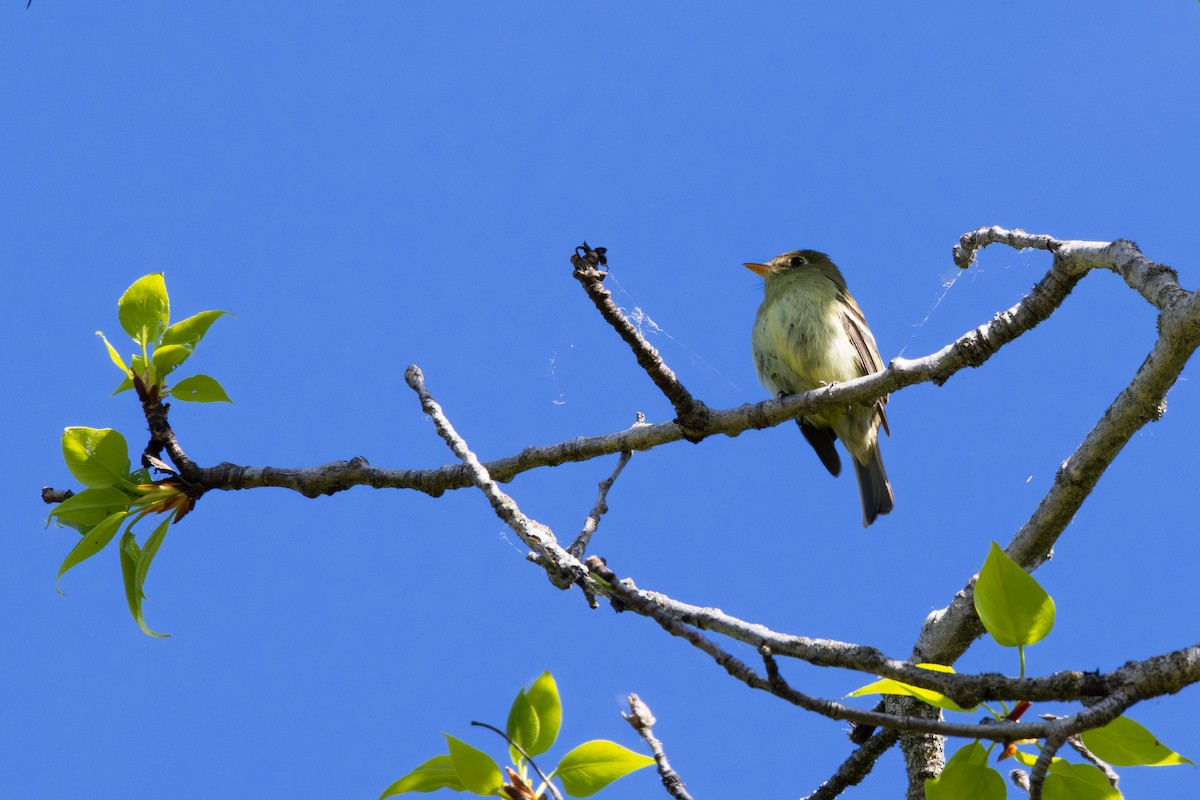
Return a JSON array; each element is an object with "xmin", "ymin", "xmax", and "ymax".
[{"xmin": 839, "ymin": 292, "xmax": 891, "ymax": 436}]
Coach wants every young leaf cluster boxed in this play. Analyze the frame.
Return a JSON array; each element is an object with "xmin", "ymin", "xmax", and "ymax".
[
  {"xmin": 98, "ymin": 273, "xmax": 232, "ymax": 403},
  {"xmin": 49, "ymin": 428, "xmax": 185, "ymax": 636},
  {"xmin": 850, "ymin": 543, "xmax": 1192, "ymax": 798},
  {"xmin": 48, "ymin": 274, "xmax": 234, "ymax": 636},
  {"xmin": 379, "ymin": 673, "xmax": 654, "ymax": 799}
]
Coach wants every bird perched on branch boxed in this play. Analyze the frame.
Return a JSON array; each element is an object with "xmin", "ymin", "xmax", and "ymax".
[{"xmin": 746, "ymin": 250, "xmax": 894, "ymax": 527}]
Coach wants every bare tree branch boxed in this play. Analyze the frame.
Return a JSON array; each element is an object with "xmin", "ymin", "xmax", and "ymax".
[
  {"xmin": 1065, "ymin": 734, "xmax": 1121, "ymax": 790},
  {"xmin": 396, "ymin": 359, "xmax": 1200, "ymax": 778},
  {"xmin": 623, "ymin": 694, "xmax": 695, "ymax": 800},
  {"xmin": 587, "ymin": 557, "xmax": 1154, "ymax": 744},
  {"xmin": 1027, "ymin": 734, "xmax": 1066, "ymax": 800},
  {"xmin": 569, "ymin": 413, "xmax": 643, "ymax": 559},
  {"xmin": 891, "ymin": 694, "xmax": 943, "ymax": 800},
  {"xmin": 403, "ymin": 364, "xmax": 586, "ymax": 589},
  {"xmin": 51, "ymin": 232, "xmax": 1177, "ymax": 507},
  {"xmin": 803, "ymin": 728, "xmax": 900, "ymax": 800},
  {"xmin": 953, "ymin": 226, "xmax": 1186, "ymax": 311},
  {"xmin": 914, "ymin": 231, "xmax": 1197, "ymax": 673},
  {"xmin": 570, "ymin": 243, "xmax": 711, "ymax": 434},
  {"xmin": 574, "ymin": 573, "xmax": 1200, "ymax": 707}
]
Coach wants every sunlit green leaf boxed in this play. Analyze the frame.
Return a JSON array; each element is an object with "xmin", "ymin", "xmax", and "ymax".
[
  {"xmin": 378, "ymin": 755, "xmax": 465, "ymax": 797},
  {"xmin": 947, "ymin": 742, "xmax": 990, "ymax": 768},
  {"xmin": 151, "ymin": 343, "xmax": 193, "ymax": 377},
  {"xmin": 444, "ymin": 734, "xmax": 502, "ymax": 795},
  {"xmin": 62, "ymin": 427, "xmax": 131, "ymax": 488},
  {"xmin": 926, "ymin": 743, "xmax": 1005, "ymax": 800},
  {"xmin": 1044, "ymin": 760, "xmax": 1120, "ymax": 799},
  {"xmin": 161, "ymin": 310, "xmax": 231, "ymax": 349},
  {"xmin": 55, "ymin": 510, "xmax": 127, "ymax": 593},
  {"xmin": 169, "ymin": 374, "xmax": 232, "ymax": 403},
  {"xmin": 48, "ymin": 486, "xmax": 133, "ymax": 537},
  {"xmin": 119, "ymin": 526, "xmax": 170, "ymax": 638},
  {"xmin": 1010, "ymin": 750, "xmax": 1066, "ymax": 768},
  {"xmin": 973, "ymin": 541, "xmax": 1055, "ymax": 647},
  {"xmin": 96, "ymin": 331, "xmax": 131, "ymax": 376},
  {"xmin": 118, "ymin": 273, "xmax": 170, "ymax": 346},
  {"xmin": 507, "ymin": 671, "xmax": 562, "ymax": 762},
  {"xmin": 555, "ymin": 740, "xmax": 654, "ymax": 798},
  {"xmin": 1080, "ymin": 715, "xmax": 1194, "ymax": 767},
  {"xmin": 847, "ymin": 663, "xmax": 974, "ymax": 713},
  {"xmin": 134, "ymin": 517, "xmax": 170, "ymax": 600},
  {"xmin": 111, "ymin": 374, "xmax": 135, "ymax": 395}
]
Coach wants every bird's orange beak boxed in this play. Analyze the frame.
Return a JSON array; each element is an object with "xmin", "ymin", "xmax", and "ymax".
[{"xmin": 743, "ymin": 262, "xmax": 771, "ymax": 278}]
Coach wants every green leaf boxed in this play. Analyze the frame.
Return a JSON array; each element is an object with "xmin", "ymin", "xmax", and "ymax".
[
  {"xmin": 945, "ymin": 741, "xmax": 990, "ymax": 768},
  {"xmin": 973, "ymin": 541, "xmax": 1055, "ymax": 647},
  {"xmin": 161, "ymin": 310, "xmax": 231, "ymax": 349},
  {"xmin": 151, "ymin": 343, "xmax": 193, "ymax": 377},
  {"xmin": 96, "ymin": 331, "xmax": 131, "ymax": 376},
  {"xmin": 62, "ymin": 427, "xmax": 131, "ymax": 488},
  {"xmin": 1043, "ymin": 761, "xmax": 1121, "ymax": 800},
  {"xmin": 507, "ymin": 671, "xmax": 563, "ymax": 762},
  {"xmin": 1080, "ymin": 715, "xmax": 1194, "ymax": 767},
  {"xmin": 847, "ymin": 663, "xmax": 975, "ymax": 713},
  {"xmin": 55, "ymin": 510, "xmax": 127, "ymax": 593},
  {"xmin": 118, "ymin": 273, "xmax": 170, "ymax": 346},
  {"xmin": 925, "ymin": 743, "xmax": 1005, "ymax": 800},
  {"xmin": 555, "ymin": 740, "xmax": 654, "ymax": 798},
  {"xmin": 444, "ymin": 734, "xmax": 502, "ymax": 795},
  {"xmin": 169, "ymin": 374, "xmax": 232, "ymax": 403},
  {"xmin": 48, "ymin": 486, "xmax": 133, "ymax": 530},
  {"xmin": 1011, "ymin": 750, "xmax": 1066, "ymax": 768},
  {"xmin": 119, "ymin": 526, "xmax": 170, "ymax": 638},
  {"xmin": 379, "ymin": 755, "xmax": 466, "ymax": 797},
  {"xmin": 135, "ymin": 517, "xmax": 171, "ymax": 601},
  {"xmin": 111, "ymin": 374, "xmax": 135, "ymax": 396}
]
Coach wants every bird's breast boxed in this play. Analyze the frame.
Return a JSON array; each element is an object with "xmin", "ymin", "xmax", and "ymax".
[{"xmin": 752, "ymin": 279, "xmax": 858, "ymax": 394}]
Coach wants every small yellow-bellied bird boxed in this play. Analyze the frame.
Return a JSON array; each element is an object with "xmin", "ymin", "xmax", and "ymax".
[{"xmin": 746, "ymin": 250, "xmax": 894, "ymax": 527}]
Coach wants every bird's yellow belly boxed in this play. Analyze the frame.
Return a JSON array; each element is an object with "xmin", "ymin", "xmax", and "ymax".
[{"xmin": 754, "ymin": 297, "xmax": 856, "ymax": 394}]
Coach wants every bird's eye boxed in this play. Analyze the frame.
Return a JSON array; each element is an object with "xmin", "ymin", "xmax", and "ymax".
[{"xmin": 788, "ymin": 255, "xmax": 807, "ymax": 267}]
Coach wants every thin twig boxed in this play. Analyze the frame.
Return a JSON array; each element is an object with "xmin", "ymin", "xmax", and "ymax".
[
  {"xmin": 569, "ymin": 413, "xmax": 644, "ymax": 558},
  {"xmin": 802, "ymin": 728, "xmax": 900, "ymax": 800},
  {"xmin": 469, "ymin": 721, "xmax": 565, "ymax": 800},
  {"xmin": 404, "ymin": 365, "xmax": 586, "ymax": 589},
  {"xmin": 1065, "ymin": 735, "xmax": 1120, "ymax": 789},
  {"xmin": 1040, "ymin": 714, "xmax": 1120, "ymax": 791},
  {"xmin": 623, "ymin": 694, "xmax": 695, "ymax": 800},
  {"xmin": 953, "ymin": 226, "xmax": 1186, "ymax": 311},
  {"xmin": 569, "ymin": 243, "xmax": 711, "ymax": 434}
]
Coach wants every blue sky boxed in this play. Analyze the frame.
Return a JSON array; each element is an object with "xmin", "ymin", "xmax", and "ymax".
[{"xmin": 4, "ymin": 3, "xmax": 1200, "ymax": 798}]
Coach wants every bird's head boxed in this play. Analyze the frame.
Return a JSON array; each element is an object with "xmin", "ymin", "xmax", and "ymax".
[{"xmin": 743, "ymin": 249, "xmax": 835, "ymax": 279}]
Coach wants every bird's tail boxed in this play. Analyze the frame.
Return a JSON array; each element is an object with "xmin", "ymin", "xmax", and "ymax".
[{"xmin": 854, "ymin": 445, "xmax": 894, "ymax": 528}]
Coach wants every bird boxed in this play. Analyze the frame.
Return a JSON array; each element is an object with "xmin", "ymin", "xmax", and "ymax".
[{"xmin": 745, "ymin": 249, "xmax": 894, "ymax": 527}]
